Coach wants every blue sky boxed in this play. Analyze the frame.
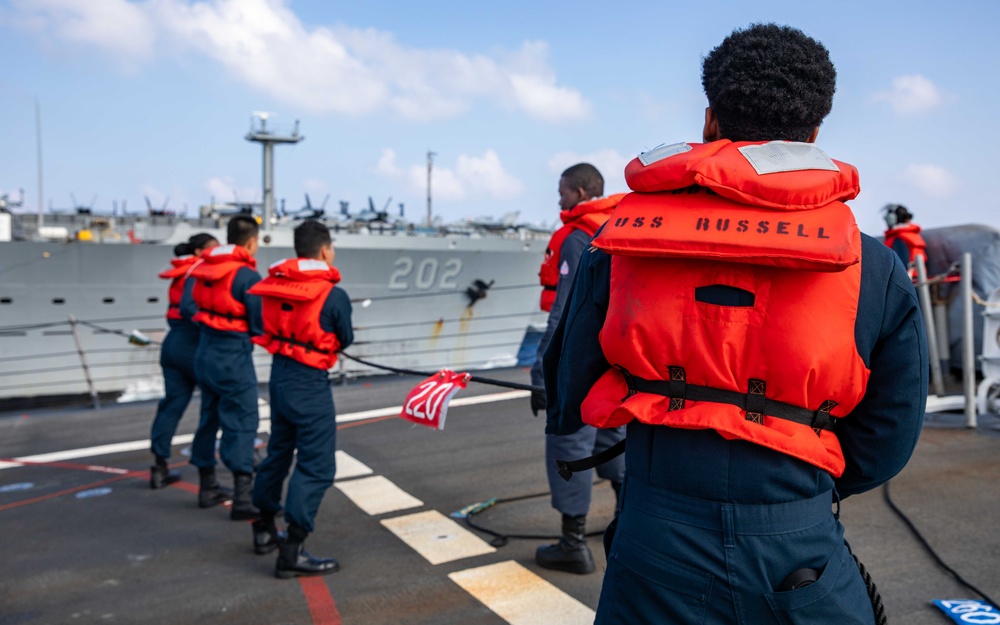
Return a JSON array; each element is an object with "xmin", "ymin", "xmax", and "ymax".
[{"xmin": 0, "ymin": 0, "xmax": 997, "ymax": 236}]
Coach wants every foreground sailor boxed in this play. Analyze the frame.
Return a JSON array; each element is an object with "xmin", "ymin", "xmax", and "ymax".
[
  {"xmin": 186, "ymin": 215, "xmax": 263, "ymax": 519},
  {"xmin": 533, "ymin": 163, "xmax": 626, "ymax": 575},
  {"xmin": 545, "ymin": 24, "xmax": 927, "ymax": 623},
  {"xmin": 248, "ymin": 219, "xmax": 353, "ymax": 578},
  {"xmin": 149, "ymin": 232, "xmax": 219, "ymax": 488},
  {"xmin": 883, "ymin": 203, "xmax": 928, "ymax": 269}
]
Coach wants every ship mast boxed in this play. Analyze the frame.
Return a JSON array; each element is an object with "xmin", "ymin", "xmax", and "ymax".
[
  {"xmin": 245, "ymin": 112, "xmax": 303, "ymax": 231},
  {"xmin": 35, "ymin": 98, "xmax": 44, "ymax": 234},
  {"xmin": 426, "ymin": 150, "xmax": 435, "ymax": 227}
]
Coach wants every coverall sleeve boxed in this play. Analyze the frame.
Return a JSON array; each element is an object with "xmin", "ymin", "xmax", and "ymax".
[
  {"xmin": 233, "ymin": 266, "xmax": 264, "ymax": 337},
  {"xmin": 543, "ymin": 242, "xmax": 612, "ymax": 436},
  {"xmin": 531, "ymin": 230, "xmax": 591, "ymax": 387},
  {"xmin": 179, "ymin": 278, "xmax": 198, "ymax": 322},
  {"xmin": 321, "ymin": 287, "xmax": 354, "ymax": 350},
  {"xmin": 835, "ymin": 236, "xmax": 928, "ymax": 497}
]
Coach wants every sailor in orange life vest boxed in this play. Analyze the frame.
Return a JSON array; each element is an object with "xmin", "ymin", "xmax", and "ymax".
[
  {"xmin": 149, "ymin": 232, "xmax": 219, "ymax": 489},
  {"xmin": 883, "ymin": 203, "xmax": 928, "ymax": 269},
  {"xmin": 184, "ymin": 215, "xmax": 264, "ymax": 519},
  {"xmin": 248, "ymin": 220, "xmax": 353, "ymax": 578},
  {"xmin": 543, "ymin": 24, "xmax": 927, "ymax": 623},
  {"xmin": 533, "ymin": 163, "xmax": 626, "ymax": 575}
]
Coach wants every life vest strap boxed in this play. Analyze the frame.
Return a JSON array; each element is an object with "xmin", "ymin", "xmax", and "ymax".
[
  {"xmin": 200, "ymin": 306, "xmax": 248, "ymax": 322},
  {"xmin": 556, "ymin": 439, "xmax": 627, "ymax": 481},
  {"xmin": 618, "ymin": 366, "xmax": 838, "ymax": 434},
  {"xmin": 271, "ymin": 334, "xmax": 324, "ymax": 354}
]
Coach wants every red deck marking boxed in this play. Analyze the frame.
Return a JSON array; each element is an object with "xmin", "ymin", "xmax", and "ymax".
[
  {"xmin": 168, "ymin": 481, "xmax": 199, "ymax": 494},
  {"xmin": 299, "ymin": 577, "xmax": 342, "ymax": 625},
  {"xmin": 0, "ymin": 471, "xmax": 142, "ymax": 512}
]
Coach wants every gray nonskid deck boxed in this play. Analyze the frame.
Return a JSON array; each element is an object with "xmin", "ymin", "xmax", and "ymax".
[{"xmin": 0, "ymin": 375, "xmax": 997, "ymax": 624}]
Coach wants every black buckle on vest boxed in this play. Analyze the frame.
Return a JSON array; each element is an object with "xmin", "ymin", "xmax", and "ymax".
[
  {"xmin": 618, "ymin": 366, "xmax": 637, "ymax": 402},
  {"xmin": 667, "ymin": 366, "xmax": 687, "ymax": 411},
  {"xmin": 746, "ymin": 378, "xmax": 767, "ymax": 425},
  {"xmin": 811, "ymin": 400, "xmax": 838, "ymax": 436}
]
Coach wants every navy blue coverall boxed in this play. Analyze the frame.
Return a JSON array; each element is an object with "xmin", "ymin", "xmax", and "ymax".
[
  {"xmin": 533, "ymin": 229, "xmax": 625, "ymax": 517},
  {"xmin": 150, "ymin": 278, "xmax": 200, "ymax": 460},
  {"xmin": 544, "ymin": 233, "xmax": 927, "ymax": 624},
  {"xmin": 185, "ymin": 266, "xmax": 263, "ymax": 476},
  {"xmin": 252, "ymin": 287, "xmax": 353, "ymax": 533}
]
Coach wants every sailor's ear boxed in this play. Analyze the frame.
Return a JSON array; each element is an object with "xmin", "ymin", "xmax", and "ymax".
[{"xmin": 703, "ymin": 107, "xmax": 721, "ymax": 143}]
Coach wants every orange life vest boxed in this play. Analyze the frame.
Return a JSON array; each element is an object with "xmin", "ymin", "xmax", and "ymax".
[
  {"xmin": 883, "ymin": 223, "xmax": 927, "ymax": 264},
  {"xmin": 581, "ymin": 140, "xmax": 870, "ymax": 476},
  {"xmin": 539, "ymin": 194, "xmax": 626, "ymax": 311},
  {"xmin": 190, "ymin": 244, "xmax": 257, "ymax": 333},
  {"xmin": 158, "ymin": 255, "xmax": 200, "ymax": 321},
  {"xmin": 249, "ymin": 258, "xmax": 343, "ymax": 370}
]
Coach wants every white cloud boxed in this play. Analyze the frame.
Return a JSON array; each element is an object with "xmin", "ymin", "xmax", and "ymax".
[
  {"xmin": 899, "ymin": 164, "xmax": 960, "ymax": 197},
  {"xmin": 873, "ymin": 75, "xmax": 948, "ymax": 115},
  {"xmin": 548, "ymin": 149, "xmax": 631, "ymax": 195},
  {"xmin": 11, "ymin": 0, "xmax": 589, "ymax": 122},
  {"xmin": 10, "ymin": 0, "xmax": 155, "ymax": 61},
  {"xmin": 377, "ymin": 148, "xmax": 522, "ymax": 202},
  {"xmin": 204, "ymin": 175, "xmax": 258, "ymax": 204}
]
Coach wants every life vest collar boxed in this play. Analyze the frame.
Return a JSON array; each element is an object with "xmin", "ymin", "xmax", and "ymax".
[
  {"xmin": 158, "ymin": 255, "xmax": 198, "ymax": 280},
  {"xmin": 625, "ymin": 140, "xmax": 860, "ymax": 211},
  {"xmin": 560, "ymin": 193, "xmax": 628, "ymax": 225},
  {"xmin": 267, "ymin": 257, "xmax": 342, "ymax": 284},
  {"xmin": 203, "ymin": 244, "xmax": 257, "ymax": 269}
]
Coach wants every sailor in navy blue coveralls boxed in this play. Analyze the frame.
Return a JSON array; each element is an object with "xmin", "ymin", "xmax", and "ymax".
[
  {"xmin": 543, "ymin": 25, "xmax": 928, "ymax": 624},
  {"xmin": 252, "ymin": 280, "xmax": 353, "ymax": 572},
  {"xmin": 533, "ymin": 164, "xmax": 625, "ymax": 575},
  {"xmin": 149, "ymin": 275, "xmax": 201, "ymax": 481}
]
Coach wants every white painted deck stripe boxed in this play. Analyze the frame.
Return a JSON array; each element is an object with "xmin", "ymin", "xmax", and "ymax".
[
  {"xmin": 0, "ymin": 389, "xmax": 527, "ymax": 471},
  {"xmin": 380, "ymin": 510, "xmax": 495, "ymax": 565},
  {"xmin": 334, "ymin": 450, "xmax": 373, "ymax": 481},
  {"xmin": 334, "ymin": 475, "xmax": 423, "ymax": 516},
  {"xmin": 449, "ymin": 561, "xmax": 596, "ymax": 625}
]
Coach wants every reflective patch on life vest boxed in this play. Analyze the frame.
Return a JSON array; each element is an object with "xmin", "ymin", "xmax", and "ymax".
[
  {"xmin": 209, "ymin": 244, "xmax": 237, "ymax": 256},
  {"xmin": 297, "ymin": 259, "xmax": 329, "ymax": 272},
  {"xmin": 638, "ymin": 142, "xmax": 692, "ymax": 166},
  {"xmin": 560, "ymin": 260, "xmax": 570, "ymax": 276},
  {"xmin": 737, "ymin": 142, "xmax": 839, "ymax": 175}
]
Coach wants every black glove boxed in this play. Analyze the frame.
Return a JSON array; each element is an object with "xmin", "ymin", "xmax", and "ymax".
[{"xmin": 530, "ymin": 388, "xmax": 547, "ymax": 416}]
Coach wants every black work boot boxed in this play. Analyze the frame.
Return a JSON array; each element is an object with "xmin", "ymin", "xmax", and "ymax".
[
  {"xmin": 197, "ymin": 467, "xmax": 232, "ymax": 508},
  {"xmin": 230, "ymin": 472, "xmax": 260, "ymax": 521},
  {"xmin": 275, "ymin": 524, "xmax": 340, "ymax": 579},
  {"xmin": 149, "ymin": 456, "xmax": 181, "ymax": 489},
  {"xmin": 252, "ymin": 513, "xmax": 286, "ymax": 555},
  {"xmin": 535, "ymin": 514, "xmax": 595, "ymax": 574}
]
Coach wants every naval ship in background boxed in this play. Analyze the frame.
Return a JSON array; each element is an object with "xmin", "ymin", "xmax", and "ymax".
[{"xmin": 0, "ymin": 116, "xmax": 551, "ymax": 405}]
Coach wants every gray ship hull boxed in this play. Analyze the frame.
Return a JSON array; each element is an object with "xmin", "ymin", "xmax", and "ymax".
[{"xmin": 0, "ymin": 230, "xmax": 548, "ymax": 400}]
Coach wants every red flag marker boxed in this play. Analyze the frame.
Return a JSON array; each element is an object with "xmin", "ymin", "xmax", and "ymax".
[{"xmin": 400, "ymin": 370, "xmax": 470, "ymax": 430}]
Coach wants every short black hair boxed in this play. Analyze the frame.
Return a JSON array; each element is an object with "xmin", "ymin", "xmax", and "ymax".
[
  {"xmin": 227, "ymin": 215, "xmax": 259, "ymax": 246},
  {"xmin": 294, "ymin": 219, "xmax": 332, "ymax": 258},
  {"xmin": 561, "ymin": 163, "xmax": 604, "ymax": 198},
  {"xmin": 701, "ymin": 23, "xmax": 836, "ymax": 142}
]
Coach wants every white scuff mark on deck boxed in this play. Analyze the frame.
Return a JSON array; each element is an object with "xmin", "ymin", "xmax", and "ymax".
[
  {"xmin": 334, "ymin": 475, "xmax": 423, "ymax": 516},
  {"xmin": 380, "ymin": 510, "xmax": 495, "ymax": 565}
]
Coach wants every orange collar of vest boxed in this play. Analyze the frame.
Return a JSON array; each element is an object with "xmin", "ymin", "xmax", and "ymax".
[
  {"xmin": 560, "ymin": 193, "xmax": 627, "ymax": 225},
  {"xmin": 267, "ymin": 257, "xmax": 341, "ymax": 284},
  {"xmin": 625, "ymin": 141, "xmax": 860, "ymax": 211},
  {"xmin": 203, "ymin": 244, "xmax": 257, "ymax": 269},
  {"xmin": 158, "ymin": 255, "xmax": 198, "ymax": 279}
]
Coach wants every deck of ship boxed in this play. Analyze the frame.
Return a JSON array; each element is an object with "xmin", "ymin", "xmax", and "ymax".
[{"xmin": 0, "ymin": 369, "xmax": 997, "ymax": 624}]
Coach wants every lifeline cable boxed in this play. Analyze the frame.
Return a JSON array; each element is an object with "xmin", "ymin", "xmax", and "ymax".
[
  {"xmin": 458, "ymin": 489, "xmax": 607, "ymax": 547},
  {"xmin": 883, "ymin": 481, "xmax": 998, "ymax": 608},
  {"xmin": 338, "ymin": 351, "xmax": 542, "ymax": 392}
]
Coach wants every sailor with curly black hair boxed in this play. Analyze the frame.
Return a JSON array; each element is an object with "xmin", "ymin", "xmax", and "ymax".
[{"xmin": 544, "ymin": 23, "xmax": 926, "ymax": 623}]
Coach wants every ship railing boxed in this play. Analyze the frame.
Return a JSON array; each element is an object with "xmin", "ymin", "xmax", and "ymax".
[{"xmin": 0, "ymin": 286, "xmax": 546, "ymax": 408}]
